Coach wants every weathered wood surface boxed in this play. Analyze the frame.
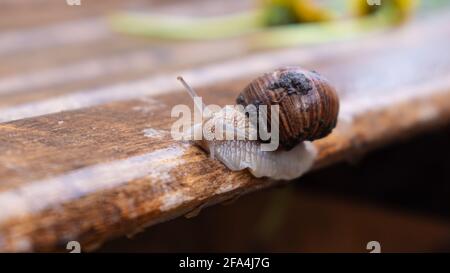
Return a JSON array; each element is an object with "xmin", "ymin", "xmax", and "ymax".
[
  {"xmin": 0, "ymin": 2, "xmax": 450, "ymax": 251},
  {"xmin": 100, "ymin": 183, "xmax": 450, "ymax": 252}
]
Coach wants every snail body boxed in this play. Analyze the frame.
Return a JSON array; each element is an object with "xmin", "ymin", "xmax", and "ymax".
[
  {"xmin": 177, "ymin": 66, "xmax": 339, "ymax": 180},
  {"xmin": 185, "ymin": 107, "xmax": 316, "ymax": 179},
  {"xmin": 206, "ymin": 140, "xmax": 317, "ymax": 180}
]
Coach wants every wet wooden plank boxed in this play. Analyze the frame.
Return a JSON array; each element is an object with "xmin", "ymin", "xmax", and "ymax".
[
  {"xmin": 0, "ymin": 0, "xmax": 169, "ymax": 31},
  {"xmin": 0, "ymin": 0, "xmax": 250, "ymax": 31},
  {"xmin": 0, "ymin": 0, "xmax": 250, "ymax": 56},
  {"xmin": 2, "ymin": 11, "xmax": 450, "ymax": 120},
  {"xmin": 0, "ymin": 1, "xmax": 252, "ymax": 108},
  {"xmin": 0, "ymin": 14, "xmax": 450, "ymax": 252},
  {"xmin": 0, "ymin": 38, "xmax": 249, "ymax": 107},
  {"xmin": 99, "ymin": 186, "xmax": 450, "ymax": 252}
]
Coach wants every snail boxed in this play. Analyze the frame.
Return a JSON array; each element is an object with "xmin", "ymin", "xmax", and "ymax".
[{"xmin": 176, "ymin": 66, "xmax": 339, "ymax": 180}]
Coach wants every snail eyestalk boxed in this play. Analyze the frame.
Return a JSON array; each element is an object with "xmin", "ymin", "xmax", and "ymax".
[
  {"xmin": 177, "ymin": 76, "xmax": 199, "ymax": 100},
  {"xmin": 177, "ymin": 76, "xmax": 212, "ymax": 117}
]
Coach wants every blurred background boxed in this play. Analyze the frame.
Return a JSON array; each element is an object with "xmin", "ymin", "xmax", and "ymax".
[{"xmin": 1, "ymin": 0, "xmax": 449, "ymax": 252}]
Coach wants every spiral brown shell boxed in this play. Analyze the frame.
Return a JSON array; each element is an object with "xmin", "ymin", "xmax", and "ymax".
[{"xmin": 236, "ymin": 66, "xmax": 339, "ymax": 150}]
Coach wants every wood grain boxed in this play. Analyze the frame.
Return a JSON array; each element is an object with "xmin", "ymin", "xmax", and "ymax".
[
  {"xmin": 0, "ymin": 8, "xmax": 450, "ymax": 251},
  {"xmin": 99, "ymin": 185, "xmax": 450, "ymax": 252}
]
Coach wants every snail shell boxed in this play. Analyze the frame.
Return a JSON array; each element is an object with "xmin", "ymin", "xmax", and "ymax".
[{"xmin": 236, "ymin": 66, "xmax": 339, "ymax": 150}]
